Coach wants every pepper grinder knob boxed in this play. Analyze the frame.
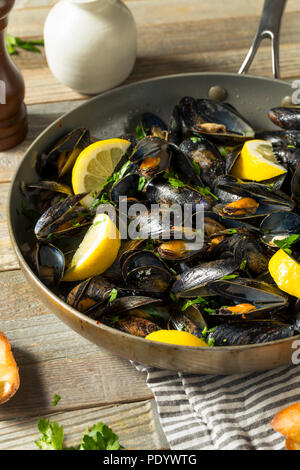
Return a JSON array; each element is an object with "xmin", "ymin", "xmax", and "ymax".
[{"xmin": 0, "ymin": 0, "xmax": 27, "ymax": 151}]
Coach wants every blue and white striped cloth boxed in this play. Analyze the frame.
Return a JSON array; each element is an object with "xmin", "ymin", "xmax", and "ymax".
[{"xmin": 135, "ymin": 363, "xmax": 300, "ymax": 450}]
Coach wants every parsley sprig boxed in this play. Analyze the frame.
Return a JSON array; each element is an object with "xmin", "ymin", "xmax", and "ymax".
[
  {"xmin": 35, "ymin": 394, "xmax": 124, "ymax": 450},
  {"xmin": 6, "ymin": 35, "xmax": 44, "ymax": 55},
  {"xmin": 273, "ymin": 234, "xmax": 299, "ymax": 255}
]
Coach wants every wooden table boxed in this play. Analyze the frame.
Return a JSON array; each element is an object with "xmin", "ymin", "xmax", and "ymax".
[{"xmin": 1, "ymin": 0, "xmax": 300, "ymax": 450}]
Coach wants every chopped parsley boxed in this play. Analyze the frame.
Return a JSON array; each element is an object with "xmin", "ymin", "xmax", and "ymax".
[
  {"xmin": 181, "ymin": 296, "xmax": 206, "ymax": 311},
  {"xmin": 220, "ymin": 274, "xmax": 238, "ymax": 280},
  {"xmin": 52, "ymin": 394, "xmax": 61, "ymax": 407},
  {"xmin": 273, "ymin": 234, "xmax": 299, "ymax": 255},
  {"xmin": 108, "ymin": 288, "xmax": 118, "ymax": 303},
  {"xmin": 192, "ymin": 160, "xmax": 201, "ymax": 176}
]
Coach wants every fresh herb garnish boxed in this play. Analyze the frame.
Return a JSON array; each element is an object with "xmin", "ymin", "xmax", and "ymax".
[
  {"xmin": 207, "ymin": 337, "xmax": 215, "ymax": 347},
  {"xmin": 138, "ymin": 176, "xmax": 147, "ymax": 191},
  {"xmin": 170, "ymin": 292, "xmax": 177, "ymax": 302},
  {"xmin": 273, "ymin": 234, "xmax": 300, "ymax": 255},
  {"xmin": 192, "ymin": 160, "xmax": 201, "ymax": 176},
  {"xmin": 108, "ymin": 288, "xmax": 118, "ymax": 303},
  {"xmin": 239, "ymin": 259, "xmax": 247, "ymax": 270},
  {"xmin": 190, "ymin": 137, "xmax": 202, "ymax": 143},
  {"xmin": 35, "ymin": 418, "xmax": 124, "ymax": 450},
  {"xmin": 6, "ymin": 35, "xmax": 44, "ymax": 55},
  {"xmin": 220, "ymin": 274, "xmax": 238, "ymax": 280},
  {"xmin": 52, "ymin": 394, "xmax": 61, "ymax": 407},
  {"xmin": 163, "ymin": 171, "xmax": 186, "ymax": 188},
  {"xmin": 196, "ymin": 186, "xmax": 219, "ymax": 201},
  {"xmin": 226, "ymin": 228, "xmax": 238, "ymax": 234},
  {"xmin": 181, "ymin": 296, "xmax": 206, "ymax": 311},
  {"xmin": 136, "ymin": 124, "xmax": 148, "ymax": 140}
]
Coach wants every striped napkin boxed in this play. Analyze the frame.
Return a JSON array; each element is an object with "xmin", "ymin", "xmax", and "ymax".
[{"xmin": 134, "ymin": 363, "xmax": 300, "ymax": 450}]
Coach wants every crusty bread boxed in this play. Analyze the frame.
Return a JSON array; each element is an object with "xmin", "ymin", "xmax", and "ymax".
[
  {"xmin": 0, "ymin": 331, "xmax": 20, "ymax": 404},
  {"xmin": 271, "ymin": 402, "xmax": 300, "ymax": 450}
]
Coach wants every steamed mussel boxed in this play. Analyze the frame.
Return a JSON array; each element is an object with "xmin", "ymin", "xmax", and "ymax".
[{"xmin": 22, "ymin": 92, "xmax": 300, "ymax": 349}]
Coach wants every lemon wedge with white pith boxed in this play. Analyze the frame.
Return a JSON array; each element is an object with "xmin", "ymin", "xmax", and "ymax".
[
  {"xmin": 72, "ymin": 139, "xmax": 131, "ymax": 208},
  {"xmin": 231, "ymin": 139, "xmax": 287, "ymax": 182},
  {"xmin": 268, "ymin": 249, "xmax": 300, "ymax": 298},
  {"xmin": 62, "ymin": 213, "xmax": 120, "ymax": 282},
  {"xmin": 146, "ymin": 330, "xmax": 208, "ymax": 347}
]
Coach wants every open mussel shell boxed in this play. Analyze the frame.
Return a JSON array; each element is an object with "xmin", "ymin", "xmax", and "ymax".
[
  {"xmin": 178, "ymin": 137, "xmax": 225, "ymax": 187},
  {"xmin": 32, "ymin": 242, "xmax": 65, "ymax": 286},
  {"xmin": 213, "ymin": 175, "xmax": 295, "ymax": 218},
  {"xmin": 171, "ymin": 257, "xmax": 240, "ymax": 298},
  {"xmin": 206, "ymin": 278, "xmax": 289, "ymax": 320},
  {"xmin": 140, "ymin": 112, "xmax": 167, "ymax": 136},
  {"xmin": 36, "ymin": 128, "xmax": 90, "ymax": 178},
  {"xmin": 179, "ymin": 97, "xmax": 255, "ymax": 145},
  {"xmin": 207, "ymin": 321, "xmax": 294, "ymax": 346},
  {"xmin": 130, "ymin": 136, "xmax": 171, "ymax": 177},
  {"xmin": 157, "ymin": 239, "xmax": 208, "ymax": 261},
  {"xmin": 260, "ymin": 211, "xmax": 300, "ymax": 247},
  {"xmin": 268, "ymin": 107, "xmax": 300, "ymax": 131},
  {"xmin": 105, "ymin": 313, "xmax": 162, "ymax": 338},
  {"xmin": 167, "ymin": 142, "xmax": 203, "ymax": 187},
  {"xmin": 146, "ymin": 178, "xmax": 213, "ymax": 212},
  {"xmin": 121, "ymin": 250, "xmax": 173, "ymax": 296},
  {"xmin": 27, "ymin": 181, "xmax": 73, "ymax": 197},
  {"xmin": 168, "ymin": 303, "xmax": 208, "ymax": 337},
  {"xmin": 67, "ymin": 276, "xmax": 133, "ymax": 313},
  {"xmin": 34, "ymin": 193, "xmax": 89, "ymax": 241}
]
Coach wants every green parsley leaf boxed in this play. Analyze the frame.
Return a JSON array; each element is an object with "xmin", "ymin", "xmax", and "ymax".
[
  {"xmin": 136, "ymin": 124, "xmax": 146, "ymax": 140},
  {"xmin": 207, "ymin": 337, "xmax": 215, "ymax": 347},
  {"xmin": 52, "ymin": 394, "xmax": 61, "ymax": 407},
  {"xmin": 35, "ymin": 418, "xmax": 64, "ymax": 450},
  {"xmin": 220, "ymin": 274, "xmax": 238, "ymax": 280},
  {"xmin": 6, "ymin": 34, "xmax": 44, "ymax": 55},
  {"xmin": 170, "ymin": 292, "xmax": 177, "ymax": 302},
  {"xmin": 182, "ymin": 296, "xmax": 206, "ymax": 311},
  {"xmin": 192, "ymin": 160, "xmax": 201, "ymax": 176},
  {"xmin": 190, "ymin": 137, "xmax": 202, "ymax": 143},
  {"xmin": 108, "ymin": 288, "xmax": 118, "ymax": 303},
  {"xmin": 273, "ymin": 234, "xmax": 299, "ymax": 255},
  {"xmin": 196, "ymin": 186, "xmax": 219, "ymax": 201},
  {"xmin": 138, "ymin": 176, "xmax": 147, "ymax": 191},
  {"xmin": 239, "ymin": 259, "xmax": 247, "ymax": 270}
]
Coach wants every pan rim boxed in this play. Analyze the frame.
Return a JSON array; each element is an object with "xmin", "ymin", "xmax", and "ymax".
[{"xmin": 8, "ymin": 71, "xmax": 300, "ymax": 355}]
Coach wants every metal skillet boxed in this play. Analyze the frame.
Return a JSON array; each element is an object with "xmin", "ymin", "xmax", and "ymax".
[{"xmin": 8, "ymin": 0, "xmax": 300, "ymax": 374}]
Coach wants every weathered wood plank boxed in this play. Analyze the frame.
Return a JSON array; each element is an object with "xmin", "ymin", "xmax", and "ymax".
[
  {"xmin": 0, "ymin": 269, "xmax": 153, "ymax": 418},
  {"xmin": 0, "ymin": 399, "xmax": 169, "ymax": 450}
]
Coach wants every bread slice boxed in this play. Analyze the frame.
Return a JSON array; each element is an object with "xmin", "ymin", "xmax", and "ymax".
[{"xmin": 0, "ymin": 331, "xmax": 20, "ymax": 404}]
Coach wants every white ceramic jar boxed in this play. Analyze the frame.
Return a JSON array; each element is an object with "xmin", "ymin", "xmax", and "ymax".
[{"xmin": 44, "ymin": 0, "xmax": 137, "ymax": 95}]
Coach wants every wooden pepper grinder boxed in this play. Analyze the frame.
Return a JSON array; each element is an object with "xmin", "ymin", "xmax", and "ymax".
[{"xmin": 0, "ymin": 0, "xmax": 27, "ymax": 150}]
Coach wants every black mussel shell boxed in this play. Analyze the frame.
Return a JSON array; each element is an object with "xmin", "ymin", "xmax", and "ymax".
[
  {"xmin": 32, "ymin": 242, "xmax": 65, "ymax": 285},
  {"xmin": 178, "ymin": 137, "xmax": 225, "ymax": 187},
  {"xmin": 260, "ymin": 211, "xmax": 300, "ymax": 247},
  {"xmin": 36, "ymin": 128, "xmax": 90, "ymax": 178},
  {"xmin": 171, "ymin": 257, "xmax": 240, "ymax": 298},
  {"xmin": 130, "ymin": 136, "xmax": 171, "ymax": 177},
  {"xmin": 208, "ymin": 321, "xmax": 294, "ymax": 346},
  {"xmin": 268, "ymin": 107, "xmax": 300, "ymax": 131},
  {"xmin": 168, "ymin": 105, "xmax": 183, "ymax": 145},
  {"xmin": 146, "ymin": 178, "xmax": 213, "ymax": 212},
  {"xmin": 122, "ymin": 251, "xmax": 173, "ymax": 296},
  {"xmin": 206, "ymin": 278, "xmax": 288, "ymax": 319}
]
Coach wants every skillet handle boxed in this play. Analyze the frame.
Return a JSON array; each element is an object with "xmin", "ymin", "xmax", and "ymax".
[{"xmin": 238, "ymin": 0, "xmax": 287, "ymax": 79}]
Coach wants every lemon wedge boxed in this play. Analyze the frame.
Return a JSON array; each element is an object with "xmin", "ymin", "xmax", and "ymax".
[
  {"xmin": 231, "ymin": 139, "xmax": 287, "ymax": 182},
  {"xmin": 268, "ymin": 248, "xmax": 300, "ymax": 298},
  {"xmin": 72, "ymin": 138, "xmax": 131, "ymax": 208},
  {"xmin": 145, "ymin": 330, "xmax": 208, "ymax": 347},
  {"xmin": 62, "ymin": 213, "xmax": 120, "ymax": 282}
]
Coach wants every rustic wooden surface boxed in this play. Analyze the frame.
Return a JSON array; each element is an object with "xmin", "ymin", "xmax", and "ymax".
[{"xmin": 1, "ymin": 0, "xmax": 300, "ymax": 450}]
